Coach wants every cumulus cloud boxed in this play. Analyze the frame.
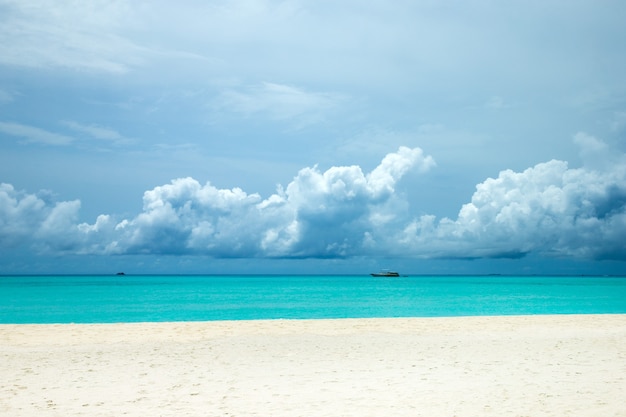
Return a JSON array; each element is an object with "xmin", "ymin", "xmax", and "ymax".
[
  {"xmin": 0, "ymin": 147, "xmax": 433, "ymax": 257},
  {"xmin": 1, "ymin": 142, "xmax": 625, "ymax": 261},
  {"xmin": 0, "ymin": 184, "xmax": 80, "ymax": 249},
  {"xmin": 399, "ymin": 135, "xmax": 626, "ymax": 260},
  {"xmin": 103, "ymin": 146, "xmax": 434, "ymax": 258}
]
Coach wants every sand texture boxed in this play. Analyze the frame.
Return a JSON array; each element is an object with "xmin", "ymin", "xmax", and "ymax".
[{"xmin": 1, "ymin": 315, "xmax": 625, "ymax": 416}]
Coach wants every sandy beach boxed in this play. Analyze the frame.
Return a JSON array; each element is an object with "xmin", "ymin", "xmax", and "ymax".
[{"xmin": 1, "ymin": 315, "xmax": 625, "ymax": 416}]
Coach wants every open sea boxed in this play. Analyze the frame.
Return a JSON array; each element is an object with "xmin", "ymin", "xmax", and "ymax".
[{"xmin": 1, "ymin": 275, "xmax": 626, "ymax": 324}]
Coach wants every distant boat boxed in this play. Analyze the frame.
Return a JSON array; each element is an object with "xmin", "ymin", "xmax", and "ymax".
[
  {"xmin": 370, "ymin": 270, "xmax": 400, "ymax": 277},
  {"xmin": 116, "ymin": 272, "xmax": 126, "ymax": 276}
]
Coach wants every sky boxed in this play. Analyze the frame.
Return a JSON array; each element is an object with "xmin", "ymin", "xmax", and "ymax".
[{"xmin": 1, "ymin": 0, "xmax": 626, "ymax": 275}]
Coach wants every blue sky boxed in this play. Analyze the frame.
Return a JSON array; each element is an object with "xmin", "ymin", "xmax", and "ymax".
[{"xmin": 1, "ymin": 0, "xmax": 625, "ymax": 275}]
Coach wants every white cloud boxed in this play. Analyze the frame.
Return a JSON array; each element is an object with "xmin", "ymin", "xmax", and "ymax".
[
  {"xmin": 0, "ymin": 183, "xmax": 45, "ymax": 246},
  {"xmin": 2, "ymin": 0, "xmax": 624, "ymax": 94},
  {"xmin": 0, "ymin": 0, "xmax": 143, "ymax": 73},
  {"xmin": 0, "ymin": 120, "xmax": 135, "ymax": 149},
  {"xmin": 399, "ymin": 138, "xmax": 626, "ymax": 260},
  {"xmin": 367, "ymin": 146, "xmax": 435, "ymax": 198},
  {"xmin": 573, "ymin": 131, "xmax": 616, "ymax": 169},
  {"xmin": 573, "ymin": 131, "xmax": 608, "ymax": 154},
  {"xmin": 62, "ymin": 121, "xmax": 133, "ymax": 145},
  {"xmin": 0, "ymin": 147, "xmax": 433, "ymax": 257},
  {"xmin": 213, "ymin": 82, "xmax": 344, "ymax": 127},
  {"xmin": 1, "ymin": 143, "xmax": 625, "ymax": 261},
  {"xmin": 0, "ymin": 121, "xmax": 74, "ymax": 145},
  {"xmin": 0, "ymin": 183, "xmax": 81, "ymax": 250},
  {"xmin": 102, "ymin": 146, "xmax": 433, "ymax": 258}
]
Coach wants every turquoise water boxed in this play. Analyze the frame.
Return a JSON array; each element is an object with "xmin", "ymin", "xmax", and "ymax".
[{"xmin": 1, "ymin": 275, "xmax": 625, "ymax": 324}]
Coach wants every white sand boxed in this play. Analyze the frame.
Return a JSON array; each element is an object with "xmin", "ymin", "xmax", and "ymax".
[{"xmin": 1, "ymin": 315, "xmax": 625, "ymax": 416}]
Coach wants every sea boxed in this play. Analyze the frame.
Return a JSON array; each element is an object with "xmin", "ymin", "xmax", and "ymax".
[{"xmin": 1, "ymin": 274, "xmax": 625, "ymax": 324}]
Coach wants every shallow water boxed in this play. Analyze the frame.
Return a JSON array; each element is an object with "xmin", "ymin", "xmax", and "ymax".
[{"xmin": 1, "ymin": 275, "xmax": 625, "ymax": 323}]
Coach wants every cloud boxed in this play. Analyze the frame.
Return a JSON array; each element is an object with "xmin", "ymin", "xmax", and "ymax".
[
  {"xmin": 573, "ymin": 131, "xmax": 616, "ymax": 169},
  {"xmin": 0, "ymin": 120, "xmax": 134, "ymax": 149},
  {"xmin": 611, "ymin": 111, "xmax": 626, "ymax": 133},
  {"xmin": 399, "ymin": 136, "xmax": 626, "ymax": 261},
  {"xmin": 0, "ymin": 0, "xmax": 143, "ymax": 73},
  {"xmin": 0, "ymin": 147, "xmax": 434, "ymax": 257},
  {"xmin": 213, "ymin": 82, "xmax": 344, "ymax": 127},
  {"xmin": 0, "ymin": 182, "xmax": 119, "ymax": 254},
  {"xmin": 0, "ymin": 121, "xmax": 74, "ymax": 145},
  {"xmin": 1, "ymin": 142, "xmax": 625, "ymax": 261},
  {"xmin": 0, "ymin": 183, "xmax": 81, "ymax": 249},
  {"xmin": 105, "ymin": 146, "xmax": 434, "ymax": 258},
  {"xmin": 62, "ymin": 121, "xmax": 133, "ymax": 145}
]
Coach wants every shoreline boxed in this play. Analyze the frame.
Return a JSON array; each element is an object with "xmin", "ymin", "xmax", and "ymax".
[
  {"xmin": 2, "ymin": 311, "xmax": 625, "ymax": 326},
  {"xmin": 2, "ymin": 315, "xmax": 625, "ymax": 416}
]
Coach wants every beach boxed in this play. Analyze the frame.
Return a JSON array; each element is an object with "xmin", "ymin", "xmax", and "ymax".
[{"xmin": 2, "ymin": 315, "xmax": 625, "ymax": 416}]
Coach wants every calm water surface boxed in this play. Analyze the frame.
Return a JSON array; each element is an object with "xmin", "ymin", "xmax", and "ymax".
[{"xmin": 1, "ymin": 275, "xmax": 625, "ymax": 323}]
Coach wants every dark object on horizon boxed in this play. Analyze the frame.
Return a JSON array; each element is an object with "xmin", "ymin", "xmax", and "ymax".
[
  {"xmin": 116, "ymin": 272, "xmax": 126, "ymax": 276},
  {"xmin": 370, "ymin": 271, "xmax": 400, "ymax": 277}
]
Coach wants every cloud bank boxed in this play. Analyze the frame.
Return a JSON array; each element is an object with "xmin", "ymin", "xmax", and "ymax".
[{"xmin": 1, "ymin": 142, "xmax": 625, "ymax": 261}]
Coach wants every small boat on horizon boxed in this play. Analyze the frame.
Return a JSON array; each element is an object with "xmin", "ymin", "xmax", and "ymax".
[{"xmin": 370, "ymin": 270, "xmax": 400, "ymax": 277}]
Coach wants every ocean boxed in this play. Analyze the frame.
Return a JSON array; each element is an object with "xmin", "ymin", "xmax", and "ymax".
[{"xmin": 1, "ymin": 274, "xmax": 625, "ymax": 324}]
